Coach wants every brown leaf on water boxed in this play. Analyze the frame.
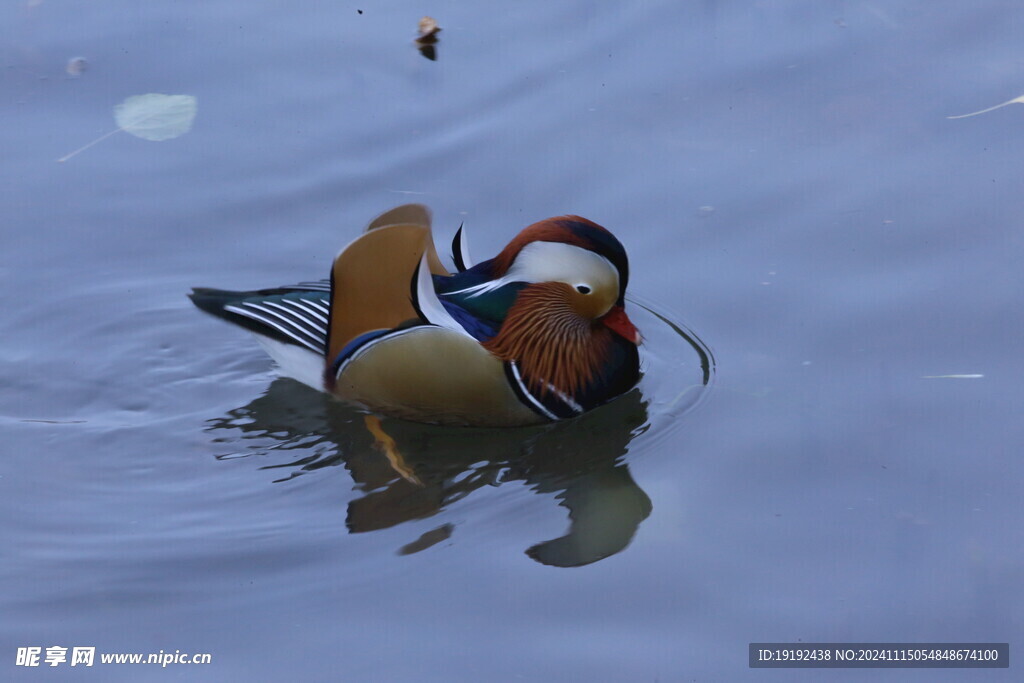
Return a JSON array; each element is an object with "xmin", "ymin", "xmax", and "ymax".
[
  {"xmin": 415, "ymin": 16, "xmax": 441, "ymax": 61},
  {"xmin": 417, "ymin": 16, "xmax": 441, "ymax": 40}
]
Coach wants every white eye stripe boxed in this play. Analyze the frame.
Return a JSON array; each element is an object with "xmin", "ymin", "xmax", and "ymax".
[
  {"xmin": 446, "ymin": 242, "xmax": 619, "ymax": 301},
  {"xmin": 507, "ymin": 242, "xmax": 619, "ymax": 291}
]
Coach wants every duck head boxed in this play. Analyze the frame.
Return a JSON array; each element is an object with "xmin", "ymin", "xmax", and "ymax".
[
  {"xmin": 451, "ymin": 216, "xmax": 641, "ymax": 403},
  {"xmin": 489, "ymin": 216, "xmax": 639, "ymax": 337}
]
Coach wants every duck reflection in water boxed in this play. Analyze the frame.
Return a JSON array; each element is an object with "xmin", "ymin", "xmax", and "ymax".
[{"xmin": 206, "ymin": 379, "xmax": 652, "ymax": 567}]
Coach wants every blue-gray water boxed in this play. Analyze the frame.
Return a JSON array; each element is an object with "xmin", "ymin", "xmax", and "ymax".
[{"xmin": 3, "ymin": 1, "xmax": 1021, "ymax": 680}]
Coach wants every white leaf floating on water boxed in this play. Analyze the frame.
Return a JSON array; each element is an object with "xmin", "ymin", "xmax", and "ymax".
[
  {"xmin": 947, "ymin": 94, "xmax": 1024, "ymax": 120},
  {"xmin": 114, "ymin": 94, "xmax": 197, "ymax": 141},
  {"xmin": 58, "ymin": 93, "xmax": 197, "ymax": 162}
]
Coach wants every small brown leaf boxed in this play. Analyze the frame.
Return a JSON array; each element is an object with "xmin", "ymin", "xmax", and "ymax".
[{"xmin": 417, "ymin": 16, "xmax": 441, "ymax": 39}]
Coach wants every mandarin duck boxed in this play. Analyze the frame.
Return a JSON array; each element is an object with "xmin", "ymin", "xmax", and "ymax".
[{"xmin": 189, "ymin": 205, "xmax": 641, "ymax": 426}]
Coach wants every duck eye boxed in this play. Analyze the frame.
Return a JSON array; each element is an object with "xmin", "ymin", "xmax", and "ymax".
[{"xmin": 575, "ymin": 284, "xmax": 592, "ymax": 294}]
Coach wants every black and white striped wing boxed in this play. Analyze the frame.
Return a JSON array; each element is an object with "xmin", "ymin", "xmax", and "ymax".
[{"xmin": 189, "ymin": 285, "xmax": 330, "ymax": 354}]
